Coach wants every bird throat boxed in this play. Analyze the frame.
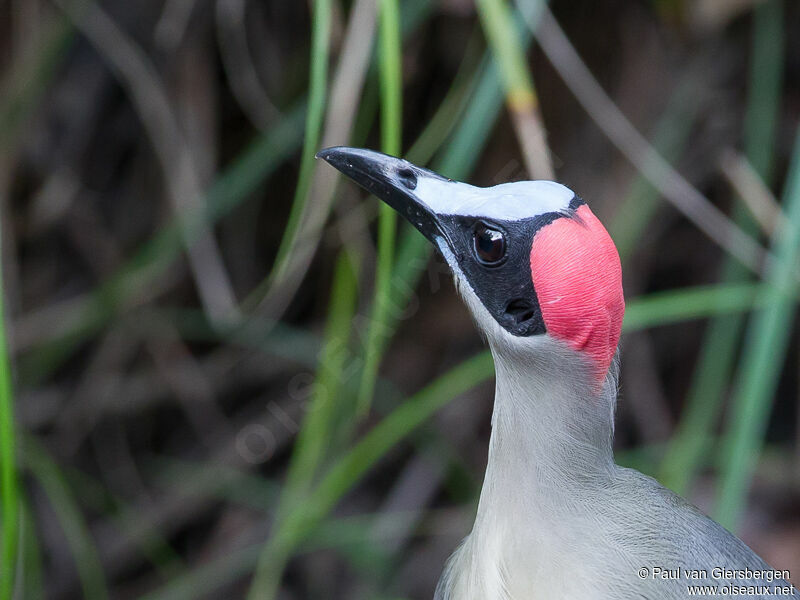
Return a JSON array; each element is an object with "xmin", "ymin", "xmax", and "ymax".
[
  {"xmin": 438, "ymin": 341, "xmax": 618, "ymax": 599},
  {"xmin": 483, "ymin": 339, "xmax": 616, "ymax": 499}
]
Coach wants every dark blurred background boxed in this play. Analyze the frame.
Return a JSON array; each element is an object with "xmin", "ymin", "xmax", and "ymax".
[{"xmin": 0, "ymin": 0, "xmax": 798, "ymax": 598}]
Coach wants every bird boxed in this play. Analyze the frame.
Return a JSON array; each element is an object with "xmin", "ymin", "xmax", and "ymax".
[{"xmin": 317, "ymin": 146, "xmax": 798, "ymax": 600}]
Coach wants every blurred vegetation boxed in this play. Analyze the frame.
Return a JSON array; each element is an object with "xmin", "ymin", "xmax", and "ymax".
[{"xmin": 0, "ymin": 0, "xmax": 798, "ymax": 598}]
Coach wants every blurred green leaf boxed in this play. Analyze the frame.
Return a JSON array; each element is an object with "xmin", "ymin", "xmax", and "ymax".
[
  {"xmin": 62, "ymin": 466, "xmax": 183, "ymax": 580},
  {"xmin": 255, "ymin": 351, "xmax": 495, "ymax": 595},
  {"xmin": 0, "ymin": 16, "xmax": 73, "ymax": 150},
  {"xmin": 610, "ymin": 78, "xmax": 701, "ymax": 262},
  {"xmin": 20, "ymin": 102, "xmax": 306, "ymax": 383},
  {"xmin": 22, "ymin": 436, "xmax": 108, "ymax": 600},
  {"xmin": 659, "ymin": 0, "xmax": 784, "ymax": 496},
  {"xmin": 714, "ymin": 125, "xmax": 800, "ymax": 530},
  {"xmin": 622, "ymin": 282, "xmax": 793, "ymax": 332}
]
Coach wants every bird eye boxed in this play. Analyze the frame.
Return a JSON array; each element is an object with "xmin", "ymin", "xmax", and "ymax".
[{"xmin": 473, "ymin": 224, "xmax": 506, "ymax": 265}]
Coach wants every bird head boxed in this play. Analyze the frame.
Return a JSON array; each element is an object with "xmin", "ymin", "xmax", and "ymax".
[{"xmin": 317, "ymin": 147, "xmax": 624, "ymax": 385}]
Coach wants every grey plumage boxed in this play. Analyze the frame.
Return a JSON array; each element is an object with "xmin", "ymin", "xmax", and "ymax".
[{"xmin": 434, "ymin": 283, "xmax": 797, "ymax": 599}]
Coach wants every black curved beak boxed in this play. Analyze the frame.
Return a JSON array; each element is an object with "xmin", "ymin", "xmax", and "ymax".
[{"xmin": 316, "ymin": 146, "xmax": 447, "ymax": 244}]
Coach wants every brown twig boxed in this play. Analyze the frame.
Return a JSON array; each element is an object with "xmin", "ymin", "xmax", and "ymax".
[
  {"xmin": 518, "ymin": 2, "xmax": 772, "ymax": 277},
  {"xmin": 719, "ymin": 149, "xmax": 788, "ymax": 238}
]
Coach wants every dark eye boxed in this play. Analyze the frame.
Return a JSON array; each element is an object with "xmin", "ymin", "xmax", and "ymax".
[{"xmin": 473, "ymin": 224, "xmax": 506, "ymax": 265}]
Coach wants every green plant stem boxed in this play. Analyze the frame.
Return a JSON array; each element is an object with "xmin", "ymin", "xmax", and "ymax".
[
  {"xmin": 0, "ymin": 205, "xmax": 17, "ymax": 600},
  {"xmin": 270, "ymin": 0, "xmax": 332, "ymax": 284},
  {"xmin": 281, "ymin": 252, "xmax": 359, "ymax": 506},
  {"xmin": 378, "ymin": 0, "xmax": 402, "ymax": 157},
  {"xmin": 247, "ymin": 251, "xmax": 358, "ymax": 599},
  {"xmin": 0, "ymin": 19, "xmax": 75, "ymax": 599},
  {"xmin": 356, "ymin": 0, "xmax": 403, "ymax": 416},
  {"xmin": 22, "ymin": 436, "xmax": 108, "ymax": 600},
  {"xmin": 18, "ymin": 495, "xmax": 44, "ymax": 600}
]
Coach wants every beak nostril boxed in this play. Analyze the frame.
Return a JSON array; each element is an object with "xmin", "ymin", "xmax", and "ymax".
[{"xmin": 396, "ymin": 167, "xmax": 417, "ymax": 190}]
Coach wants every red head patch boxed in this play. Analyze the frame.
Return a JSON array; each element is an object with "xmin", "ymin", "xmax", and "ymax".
[{"xmin": 529, "ymin": 204, "xmax": 624, "ymax": 383}]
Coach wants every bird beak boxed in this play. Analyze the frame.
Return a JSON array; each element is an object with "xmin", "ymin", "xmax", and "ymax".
[{"xmin": 316, "ymin": 146, "xmax": 451, "ymax": 246}]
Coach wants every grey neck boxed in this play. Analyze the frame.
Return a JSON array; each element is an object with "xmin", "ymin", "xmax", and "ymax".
[{"xmin": 474, "ymin": 336, "xmax": 618, "ymax": 527}]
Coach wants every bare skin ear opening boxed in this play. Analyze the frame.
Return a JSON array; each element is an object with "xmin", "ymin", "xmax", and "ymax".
[{"xmin": 504, "ymin": 298, "xmax": 535, "ymax": 325}]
